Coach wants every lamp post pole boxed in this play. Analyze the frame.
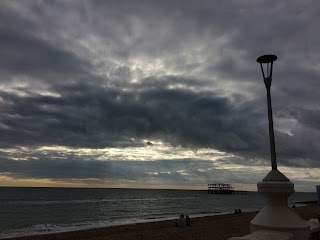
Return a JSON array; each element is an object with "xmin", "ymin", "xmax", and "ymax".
[
  {"xmin": 257, "ymin": 54, "xmax": 277, "ymax": 170},
  {"xmin": 265, "ymin": 78, "xmax": 277, "ymax": 170}
]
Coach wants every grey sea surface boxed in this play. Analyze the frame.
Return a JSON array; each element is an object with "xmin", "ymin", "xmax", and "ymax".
[{"xmin": 0, "ymin": 187, "xmax": 317, "ymax": 239}]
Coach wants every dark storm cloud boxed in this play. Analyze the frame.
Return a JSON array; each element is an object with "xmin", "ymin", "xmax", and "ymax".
[
  {"xmin": 0, "ymin": 0, "xmax": 320, "ymax": 182},
  {"xmin": 0, "ymin": 78, "xmax": 270, "ymax": 157},
  {"xmin": 2, "ymin": 76, "xmax": 316, "ymax": 169},
  {"xmin": 0, "ymin": 26, "xmax": 91, "ymax": 82},
  {"xmin": 290, "ymin": 108, "xmax": 320, "ymax": 130}
]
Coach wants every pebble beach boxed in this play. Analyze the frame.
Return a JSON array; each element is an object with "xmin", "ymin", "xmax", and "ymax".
[{"xmin": 5, "ymin": 204, "xmax": 318, "ymax": 240}]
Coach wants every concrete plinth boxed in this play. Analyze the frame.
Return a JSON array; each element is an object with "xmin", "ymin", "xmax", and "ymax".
[{"xmin": 250, "ymin": 170, "xmax": 310, "ymax": 240}]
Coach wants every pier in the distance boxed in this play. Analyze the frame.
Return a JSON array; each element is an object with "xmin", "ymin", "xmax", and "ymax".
[{"xmin": 207, "ymin": 183, "xmax": 247, "ymax": 195}]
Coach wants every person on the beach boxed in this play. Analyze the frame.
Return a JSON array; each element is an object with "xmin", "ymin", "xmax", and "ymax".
[
  {"xmin": 185, "ymin": 215, "xmax": 190, "ymax": 226},
  {"xmin": 234, "ymin": 209, "xmax": 242, "ymax": 214},
  {"xmin": 177, "ymin": 214, "xmax": 186, "ymax": 227}
]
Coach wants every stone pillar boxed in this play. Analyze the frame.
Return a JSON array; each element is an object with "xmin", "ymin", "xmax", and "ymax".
[{"xmin": 250, "ymin": 169, "xmax": 310, "ymax": 240}]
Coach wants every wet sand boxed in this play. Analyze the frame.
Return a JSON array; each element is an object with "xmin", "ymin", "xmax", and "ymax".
[{"xmin": 6, "ymin": 204, "xmax": 318, "ymax": 240}]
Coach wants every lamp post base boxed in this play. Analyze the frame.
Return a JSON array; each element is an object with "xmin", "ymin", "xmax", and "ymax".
[{"xmin": 250, "ymin": 170, "xmax": 310, "ymax": 240}]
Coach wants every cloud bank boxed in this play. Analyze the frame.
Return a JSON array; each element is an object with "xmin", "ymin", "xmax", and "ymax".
[{"xmin": 0, "ymin": 0, "xmax": 319, "ymax": 191}]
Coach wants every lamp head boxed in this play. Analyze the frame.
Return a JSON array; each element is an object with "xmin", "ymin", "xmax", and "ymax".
[
  {"xmin": 257, "ymin": 54, "xmax": 277, "ymax": 64},
  {"xmin": 257, "ymin": 54, "xmax": 277, "ymax": 87}
]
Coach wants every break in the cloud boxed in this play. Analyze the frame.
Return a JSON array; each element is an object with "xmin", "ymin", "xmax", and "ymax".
[{"xmin": 0, "ymin": 0, "xmax": 319, "ymax": 191}]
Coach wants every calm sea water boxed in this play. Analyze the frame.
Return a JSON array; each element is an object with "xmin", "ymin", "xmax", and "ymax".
[{"xmin": 0, "ymin": 187, "xmax": 317, "ymax": 239}]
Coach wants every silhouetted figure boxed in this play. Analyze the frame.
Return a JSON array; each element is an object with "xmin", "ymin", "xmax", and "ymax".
[
  {"xmin": 185, "ymin": 215, "xmax": 190, "ymax": 226},
  {"xmin": 238, "ymin": 208, "xmax": 242, "ymax": 213},
  {"xmin": 176, "ymin": 214, "xmax": 186, "ymax": 227},
  {"xmin": 234, "ymin": 209, "xmax": 239, "ymax": 214}
]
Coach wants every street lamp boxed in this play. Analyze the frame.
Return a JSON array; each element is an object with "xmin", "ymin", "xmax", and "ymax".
[
  {"xmin": 250, "ymin": 55, "xmax": 309, "ymax": 239},
  {"xmin": 257, "ymin": 54, "xmax": 277, "ymax": 171},
  {"xmin": 256, "ymin": 54, "xmax": 288, "ymax": 181}
]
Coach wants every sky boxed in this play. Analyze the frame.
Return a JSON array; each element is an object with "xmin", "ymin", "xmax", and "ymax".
[{"xmin": 0, "ymin": 0, "xmax": 319, "ymax": 192}]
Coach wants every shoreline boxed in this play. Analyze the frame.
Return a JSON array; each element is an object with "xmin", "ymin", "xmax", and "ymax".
[
  {"xmin": 3, "ymin": 204, "xmax": 318, "ymax": 240},
  {"xmin": 0, "ymin": 211, "xmax": 230, "ymax": 240},
  {"xmin": 0, "ymin": 211, "xmax": 230, "ymax": 239}
]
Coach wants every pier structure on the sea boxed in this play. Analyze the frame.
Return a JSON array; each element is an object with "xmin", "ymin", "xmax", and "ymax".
[{"xmin": 207, "ymin": 183, "xmax": 247, "ymax": 195}]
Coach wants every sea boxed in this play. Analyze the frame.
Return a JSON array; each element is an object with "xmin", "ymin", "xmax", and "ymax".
[{"xmin": 0, "ymin": 187, "xmax": 317, "ymax": 239}]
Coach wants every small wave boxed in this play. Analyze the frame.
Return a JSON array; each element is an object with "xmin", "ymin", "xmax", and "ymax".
[
  {"xmin": 0, "ymin": 217, "xmax": 177, "ymax": 239},
  {"xmin": 0, "ymin": 221, "xmax": 119, "ymax": 239},
  {"xmin": 195, "ymin": 211, "xmax": 221, "ymax": 215}
]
